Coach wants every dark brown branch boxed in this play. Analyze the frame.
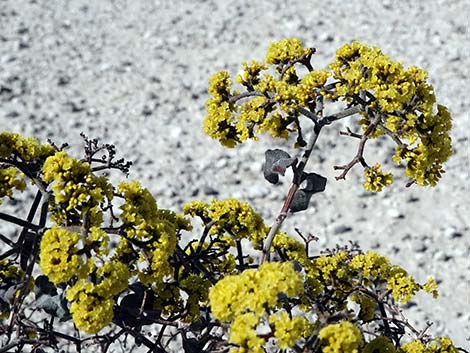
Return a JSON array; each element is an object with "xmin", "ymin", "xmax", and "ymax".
[
  {"xmin": 0, "ymin": 232, "xmax": 15, "ymax": 247},
  {"xmin": 0, "ymin": 212, "xmax": 42, "ymax": 231}
]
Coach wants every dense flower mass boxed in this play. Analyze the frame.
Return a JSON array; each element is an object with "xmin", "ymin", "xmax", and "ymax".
[
  {"xmin": 0, "ymin": 35, "xmax": 459, "ymax": 351},
  {"xmin": 42, "ymin": 151, "xmax": 113, "ymax": 226},
  {"xmin": 318, "ymin": 321, "xmax": 363, "ymax": 353},
  {"xmin": 63, "ymin": 260, "xmax": 131, "ymax": 333},
  {"xmin": 203, "ymin": 38, "xmax": 328, "ymax": 147},
  {"xmin": 65, "ymin": 280, "xmax": 115, "ymax": 333},
  {"xmin": 209, "ymin": 262, "xmax": 307, "ymax": 351},
  {"xmin": 400, "ymin": 337, "xmax": 459, "ymax": 353},
  {"xmin": 203, "ymin": 38, "xmax": 452, "ymax": 189},
  {"xmin": 330, "ymin": 41, "xmax": 452, "ymax": 186},
  {"xmin": 363, "ymin": 163, "xmax": 393, "ymax": 192},
  {"xmin": 118, "ymin": 180, "xmax": 186, "ymax": 284},
  {"xmin": 265, "ymin": 38, "xmax": 313, "ymax": 65},
  {"xmin": 269, "ymin": 311, "xmax": 311, "ymax": 349},
  {"xmin": 183, "ymin": 198, "xmax": 269, "ymax": 247},
  {"xmin": 0, "ymin": 132, "xmax": 55, "ymax": 161},
  {"xmin": 39, "ymin": 227, "xmax": 83, "ymax": 284},
  {"xmin": 209, "ymin": 261, "xmax": 303, "ymax": 322}
]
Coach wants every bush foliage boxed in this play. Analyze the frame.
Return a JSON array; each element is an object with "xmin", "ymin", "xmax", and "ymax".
[{"xmin": 0, "ymin": 39, "xmax": 464, "ymax": 353}]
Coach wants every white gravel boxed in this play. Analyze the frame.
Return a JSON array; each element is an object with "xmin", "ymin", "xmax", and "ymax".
[{"xmin": 1, "ymin": 0, "xmax": 469, "ymax": 348}]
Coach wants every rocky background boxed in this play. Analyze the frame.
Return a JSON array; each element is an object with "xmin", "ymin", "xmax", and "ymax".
[{"xmin": 1, "ymin": 0, "xmax": 469, "ymax": 348}]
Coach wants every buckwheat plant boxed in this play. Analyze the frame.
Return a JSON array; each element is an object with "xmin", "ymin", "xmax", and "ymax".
[{"xmin": 0, "ymin": 39, "xmax": 464, "ymax": 353}]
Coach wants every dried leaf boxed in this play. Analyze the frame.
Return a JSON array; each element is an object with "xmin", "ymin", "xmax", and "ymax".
[{"xmin": 263, "ymin": 149, "xmax": 296, "ymax": 184}]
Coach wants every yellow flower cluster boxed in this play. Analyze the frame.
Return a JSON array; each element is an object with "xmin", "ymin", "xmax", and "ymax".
[
  {"xmin": 0, "ymin": 132, "xmax": 55, "ymax": 203},
  {"xmin": 236, "ymin": 60, "xmax": 268, "ymax": 87},
  {"xmin": 350, "ymin": 251, "xmax": 436, "ymax": 304},
  {"xmin": 209, "ymin": 262, "xmax": 306, "ymax": 351},
  {"xmin": 363, "ymin": 163, "xmax": 393, "ymax": 192},
  {"xmin": 318, "ymin": 321, "xmax": 363, "ymax": 353},
  {"xmin": 330, "ymin": 41, "xmax": 452, "ymax": 187},
  {"xmin": 0, "ymin": 167, "xmax": 26, "ymax": 204},
  {"xmin": 59, "ymin": 260, "xmax": 130, "ymax": 333},
  {"xmin": 291, "ymin": 250, "xmax": 437, "ymax": 306},
  {"xmin": 42, "ymin": 151, "xmax": 113, "ymax": 226},
  {"xmin": 401, "ymin": 337, "xmax": 459, "ymax": 353},
  {"xmin": 36, "ymin": 173, "xmax": 188, "ymax": 332},
  {"xmin": 39, "ymin": 227, "xmax": 83, "ymax": 284},
  {"xmin": 265, "ymin": 38, "xmax": 313, "ymax": 65},
  {"xmin": 183, "ymin": 198, "xmax": 269, "ymax": 248},
  {"xmin": 271, "ymin": 232, "xmax": 308, "ymax": 264},
  {"xmin": 203, "ymin": 39, "xmax": 329, "ymax": 147},
  {"xmin": 118, "ymin": 180, "xmax": 183, "ymax": 284},
  {"xmin": 204, "ymin": 71, "xmax": 238, "ymax": 147},
  {"xmin": 269, "ymin": 311, "xmax": 311, "ymax": 349},
  {"xmin": 393, "ymin": 104, "xmax": 452, "ymax": 186},
  {"xmin": 65, "ymin": 260, "xmax": 130, "ymax": 333},
  {"xmin": 203, "ymin": 39, "xmax": 452, "ymax": 189},
  {"xmin": 330, "ymin": 41, "xmax": 421, "ymax": 112},
  {"xmin": 0, "ymin": 132, "xmax": 55, "ymax": 161},
  {"xmin": 209, "ymin": 262, "xmax": 303, "ymax": 321}
]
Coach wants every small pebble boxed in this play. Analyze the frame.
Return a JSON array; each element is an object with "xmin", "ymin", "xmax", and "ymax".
[
  {"xmin": 444, "ymin": 226, "xmax": 463, "ymax": 239},
  {"xmin": 202, "ymin": 185, "xmax": 219, "ymax": 196},
  {"xmin": 386, "ymin": 208, "xmax": 404, "ymax": 219},
  {"xmin": 333, "ymin": 225, "xmax": 352, "ymax": 234}
]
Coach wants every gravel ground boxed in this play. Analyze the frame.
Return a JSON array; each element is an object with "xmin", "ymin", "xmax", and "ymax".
[{"xmin": 1, "ymin": 0, "xmax": 469, "ymax": 349}]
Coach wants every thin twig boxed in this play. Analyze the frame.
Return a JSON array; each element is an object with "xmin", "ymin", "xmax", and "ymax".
[
  {"xmin": 334, "ymin": 113, "xmax": 381, "ymax": 180},
  {"xmin": 378, "ymin": 122, "xmax": 408, "ymax": 149},
  {"xmin": 228, "ymin": 91, "xmax": 264, "ymax": 104}
]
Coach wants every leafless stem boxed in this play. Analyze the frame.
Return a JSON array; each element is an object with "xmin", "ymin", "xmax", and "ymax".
[
  {"xmin": 280, "ymin": 48, "xmax": 316, "ymax": 77},
  {"xmin": 339, "ymin": 127, "xmax": 362, "ymax": 139},
  {"xmin": 378, "ymin": 122, "xmax": 408, "ymax": 149},
  {"xmin": 334, "ymin": 113, "xmax": 381, "ymax": 180},
  {"xmin": 228, "ymin": 91, "xmax": 264, "ymax": 104}
]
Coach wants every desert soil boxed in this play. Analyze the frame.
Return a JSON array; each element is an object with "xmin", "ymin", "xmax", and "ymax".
[{"xmin": 1, "ymin": 0, "xmax": 469, "ymax": 349}]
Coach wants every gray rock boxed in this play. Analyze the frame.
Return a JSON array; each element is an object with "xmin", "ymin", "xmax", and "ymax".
[
  {"xmin": 333, "ymin": 225, "xmax": 353, "ymax": 234},
  {"xmin": 444, "ymin": 226, "xmax": 463, "ymax": 239}
]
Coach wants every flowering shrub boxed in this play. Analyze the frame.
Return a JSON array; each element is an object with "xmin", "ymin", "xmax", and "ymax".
[{"xmin": 0, "ymin": 39, "xmax": 464, "ymax": 353}]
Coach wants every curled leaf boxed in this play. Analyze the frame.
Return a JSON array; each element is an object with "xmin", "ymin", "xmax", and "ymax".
[
  {"xmin": 301, "ymin": 172, "xmax": 327, "ymax": 193},
  {"xmin": 289, "ymin": 189, "xmax": 311, "ymax": 213},
  {"xmin": 263, "ymin": 149, "xmax": 296, "ymax": 184},
  {"xmin": 36, "ymin": 293, "xmax": 71, "ymax": 321},
  {"xmin": 290, "ymin": 172, "xmax": 327, "ymax": 213}
]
